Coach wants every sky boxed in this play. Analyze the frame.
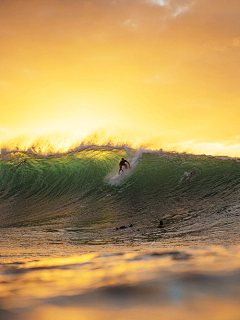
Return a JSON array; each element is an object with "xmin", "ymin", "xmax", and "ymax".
[{"xmin": 0, "ymin": 0, "xmax": 240, "ymax": 155}]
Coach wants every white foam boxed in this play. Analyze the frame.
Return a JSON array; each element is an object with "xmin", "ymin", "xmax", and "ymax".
[{"xmin": 107, "ymin": 149, "xmax": 144, "ymax": 186}]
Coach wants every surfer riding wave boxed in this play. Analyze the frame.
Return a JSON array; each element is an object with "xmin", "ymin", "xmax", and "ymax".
[{"xmin": 119, "ymin": 158, "xmax": 130, "ymax": 174}]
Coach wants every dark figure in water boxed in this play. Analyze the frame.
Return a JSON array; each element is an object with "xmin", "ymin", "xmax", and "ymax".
[
  {"xmin": 116, "ymin": 226, "xmax": 127, "ymax": 230},
  {"xmin": 116, "ymin": 224, "xmax": 134, "ymax": 230},
  {"xmin": 157, "ymin": 220, "xmax": 170, "ymax": 228},
  {"xmin": 157, "ymin": 220, "xmax": 164, "ymax": 228},
  {"xmin": 119, "ymin": 158, "xmax": 130, "ymax": 174}
]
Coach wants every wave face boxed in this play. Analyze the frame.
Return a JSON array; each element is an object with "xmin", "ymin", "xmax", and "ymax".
[{"xmin": 0, "ymin": 146, "xmax": 240, "ymax": 244}]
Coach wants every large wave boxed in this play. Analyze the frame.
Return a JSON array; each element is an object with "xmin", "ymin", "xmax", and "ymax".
[{"xmin": 0, "ymin": 146, "xmax": 239, "ymax": 245}]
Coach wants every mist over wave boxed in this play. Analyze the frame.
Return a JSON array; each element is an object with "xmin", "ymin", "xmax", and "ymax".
[{"xmin": 2, "ymin": 128, "xmax": 240, "ymax": 158}]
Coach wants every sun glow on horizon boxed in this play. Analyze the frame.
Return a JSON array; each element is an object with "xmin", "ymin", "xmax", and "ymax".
[{"xmin": 0, "ymin": 0, "xmax": 240, "ymax": 157}]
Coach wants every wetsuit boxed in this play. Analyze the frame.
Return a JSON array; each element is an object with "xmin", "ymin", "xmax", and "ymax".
[
  {"xmin": 119, "ymin": 159, "xmax": 128, "ymax": 167},
  {"xmin": 119, "ymin": 159, "xmax": 129, "ymax": 174}
]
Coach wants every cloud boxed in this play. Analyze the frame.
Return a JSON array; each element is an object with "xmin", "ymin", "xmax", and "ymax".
[
  {"xmin": 171, "ymin": 4, "xmax": 189, "ymax": 17},
  {"xmin": 124, "ymin": 19, "xmax": 138, "ymax": 28},
  {"xmin": 150, "ymin": 0, "xmax": 170, "ymax": 6},
  {"xmin": 146, "ymin": 0, "xmax": 195, "ymax": 17}
]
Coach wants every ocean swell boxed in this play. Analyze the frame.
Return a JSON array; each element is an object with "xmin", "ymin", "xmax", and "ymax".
[{"xmin": 0, "ymin": 146, "xmax": 239, "ymax": 245}]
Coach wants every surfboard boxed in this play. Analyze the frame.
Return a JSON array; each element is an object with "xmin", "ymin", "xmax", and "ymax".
[
  {"xmin": 107, "ymin": 160, "xmax": 133, "ymax": 185},
  {"xmin": 111, "ymin": 170, "xmax": 125, "ymax": 180}
]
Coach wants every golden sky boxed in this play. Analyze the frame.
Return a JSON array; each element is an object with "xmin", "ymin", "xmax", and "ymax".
[{"xmin": 0, "ymin": 0, "xmax": 240, "ymax": 155}]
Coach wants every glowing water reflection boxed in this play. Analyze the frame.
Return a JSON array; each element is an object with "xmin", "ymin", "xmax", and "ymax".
[{"xmin": 0, "ymin": 245, "xmax": 240, "ymax": 320}]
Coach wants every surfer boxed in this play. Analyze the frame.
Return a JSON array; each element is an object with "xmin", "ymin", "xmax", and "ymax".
[
  {"xmin": 185, "ymin": 169, "xmax": 196, "ymax": 182},
  {"xmin": 181, "ymin": 169, "xmax": 196, "ymax": 183},
  {"xmin": 119, "ymin": 158, "xmax": 130, "ymax": 174}
]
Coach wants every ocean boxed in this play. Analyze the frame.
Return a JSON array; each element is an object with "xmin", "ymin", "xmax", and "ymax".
[{"xmin": 0, "ymin": 146, "xmax": 240, "ymax": 319}]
